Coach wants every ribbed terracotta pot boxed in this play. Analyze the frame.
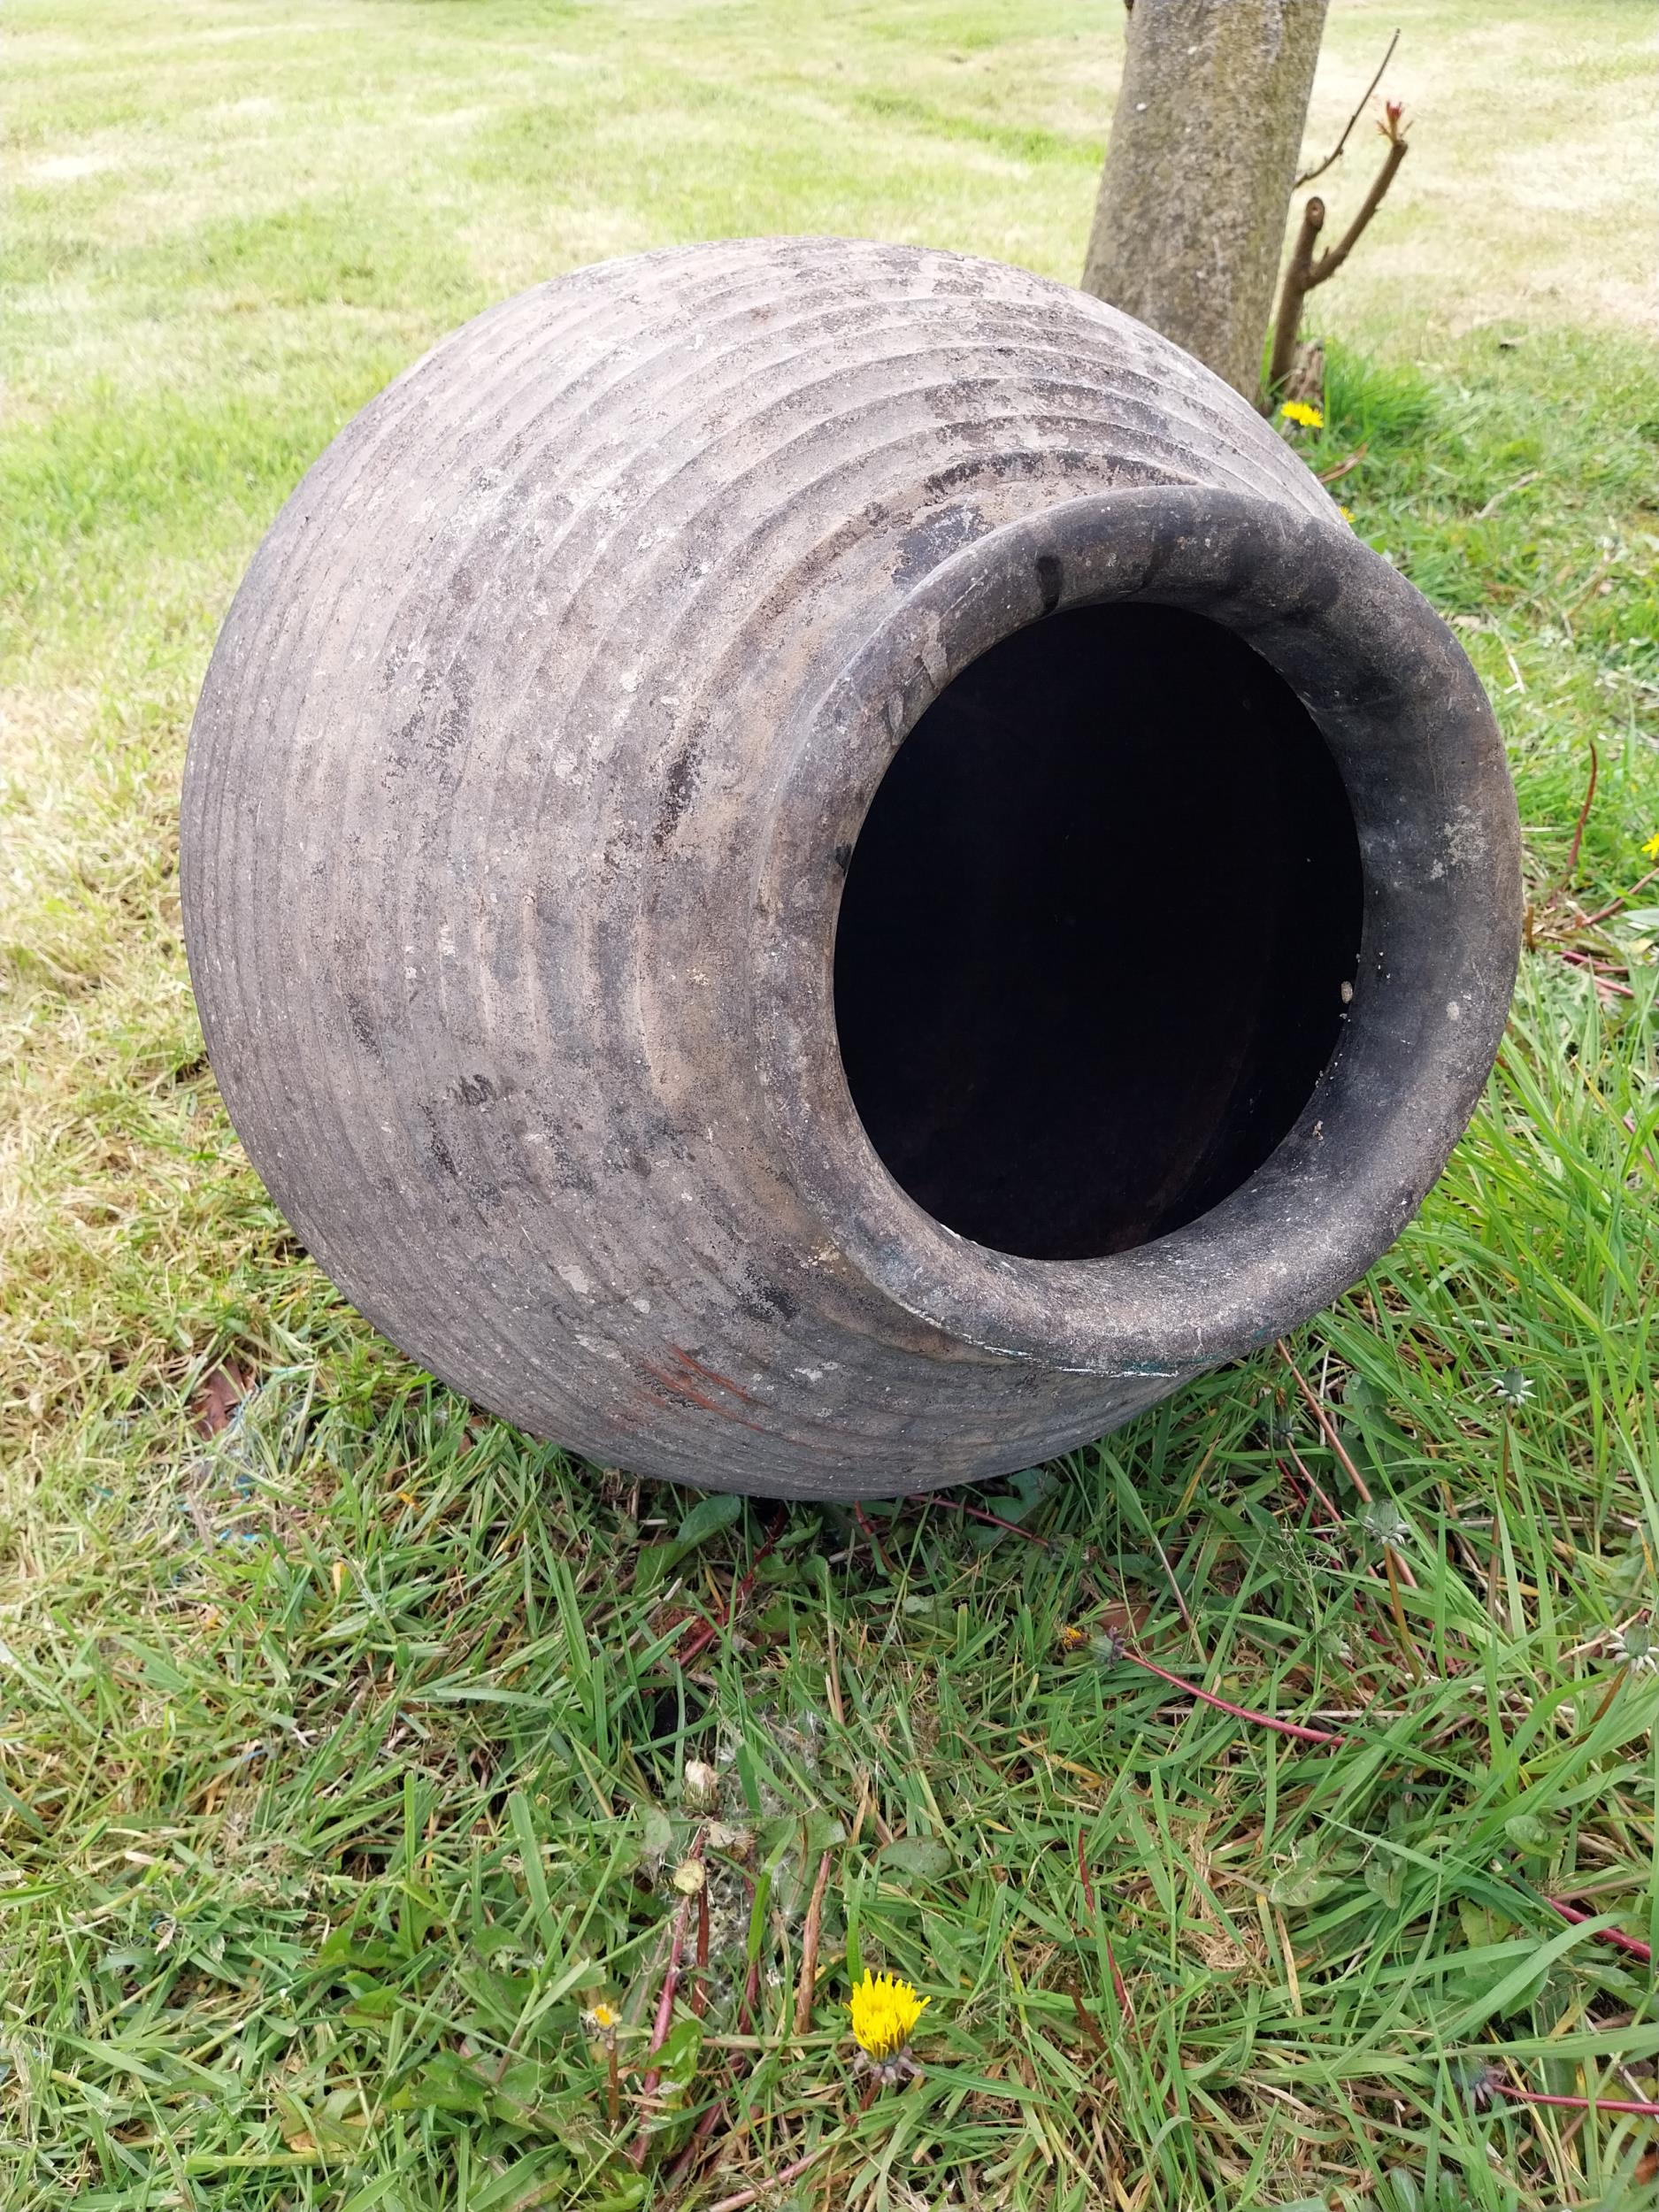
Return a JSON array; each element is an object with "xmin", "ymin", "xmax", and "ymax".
[{"xmin": 182, "ymin": 237, "xmax": 1522, "ymax": 1500}]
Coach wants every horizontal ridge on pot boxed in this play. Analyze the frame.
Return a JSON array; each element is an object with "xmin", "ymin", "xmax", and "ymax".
[{"xmin": 181, "ymin": 236, "xmax": 1522, "ymax": 1500}]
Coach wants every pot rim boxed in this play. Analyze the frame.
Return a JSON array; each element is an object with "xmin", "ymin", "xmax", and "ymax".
[{"xmin": 749, "ymin": 485, "xmax": 1521, "ymax": 1376}]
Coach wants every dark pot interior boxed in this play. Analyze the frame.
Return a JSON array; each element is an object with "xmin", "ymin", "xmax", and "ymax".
[{"xmin": 833, "ymin": 603, "xmax": 1364, "ymax": 1262}]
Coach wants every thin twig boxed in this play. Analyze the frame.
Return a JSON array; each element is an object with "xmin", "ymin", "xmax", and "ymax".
[
  {"xmin": 1280, "ymin": 1346, "xmax": 1425, "ymax": 1598},
  {"xmin": 1280, "ymin": 1442, "xmax": 1346, "ymax": 1529},
  {"xmin": 1562, "ymin": 738, "xmax": 1600, "ymax": 884},
  {"xmin": 1474, "ymin": 469, "xmax": 1541, "ymax": 520},
  {"xmin": 1316, "ymin": 444, "xmax": 1369, "ymax": 486},
  {"xmin": 794, "ymin": 1851, "xmax": 834, "ymax": 2035},
  {"xmin": 1556, "ymin": 949, "xmax": 1636, "ymax": 1000},
  {"xmin": 1268, "ymin": 109, "xmax": 1409, "ymax": 403},
  {"xmin": 1278, "ymin": 1344, "xmax": 1371, "ymax": 1502},
  {"xmin": 1578, "ymin": 862, "xmax": 1659, "ymax": 930},
  {"xmin": 1148, "ymin": 1526, "xmax": 1198, "ymax": 1647},
  {"xmin": 705, "ymin": 2141, "xmax": 842, "ymax": 2212},
  {"xmin": 1068, "ymin": 1985, "xmax": 1105, "ymax": 2054},
  {"xmin": 1306, "ymin": 123, "xmax": 1410, "ymax": 290},
  {"xmin": 738, "ymin": 1952, "xmax": 761, "ymax": 2039},
  {"xmin": 1104, "ymin": 1930, "xmax": 1133, "ymax": 2025},
  {"xmin": 1294, "ymin": 28, "xmax": 1401, "ymax": 187},
  {"xmin": 922, "ymin": 1493, "xmax": 1050, "ymax": 1547},
  {"xmin": 629, "ymin": 1894, "xmax": 693, "ymax": 2164},
  {"xmin": 1589, "ymin": 1662, "xmax": 1632, "ymax": 1727}
]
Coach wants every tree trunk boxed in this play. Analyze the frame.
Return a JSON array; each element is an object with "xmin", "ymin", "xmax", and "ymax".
[{"xmin": 1082, "ymin": 0, "xmax": 1330, "ymax": 401}]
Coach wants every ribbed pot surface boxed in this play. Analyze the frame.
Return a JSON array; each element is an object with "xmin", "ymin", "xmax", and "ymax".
[{"xmin": 182, "ymin": 238, "xmax": 1521, "ymax": 1498}]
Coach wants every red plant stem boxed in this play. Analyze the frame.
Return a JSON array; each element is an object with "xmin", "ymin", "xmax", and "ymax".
[
  {"xmin": 1496, "ymin": 2083, "xmax": 1659, "ymax": 2117},
  {"xmin": 1104, "ymin": 1932, "xmax": 1133, "ymax": 2026},
  {"xmin": 628, "ymin": 1903, "xmax": 691, "ymax": 2163},
  {"xmin": 1123, "ymin": 1648, "xmax": 1348, "ymax": 1746},
  {"xmin": 922, "ymin": 1494, "xmax": 1049, "ymax": 1546},
  {"xmin": 1545, "ymin": 1895, "xmax": 1653, "ymax": 1962},
  {"xmin": 1556, "ymin": 948, "xmax": 1636, "ymax": 998},
  {"xmin": 693, "ymin": 1880, "xmax": 711, "ymax": 2016},
  {"xmin": 674, "ymin": 1516, "xmax": 785, "ymax": 1666},
  {"xmin": 853, "ymin": 1501, "xmax": 891, "ymax": 1575},
  {"xmin": 663, "ymin": 2089, "xmax": 729, "ymax": 2190},
  {"xmin": 630, "ymin": 1832, "xmax": 707, "ymax": 2166},
  {"xmin": 631, "ymin": 1901, "xmax": 690, "ymax": 2130},
  {"xmin": 649, "ymin": 1907, "xmax": 691, "ymax": 2055},
  {"xmin": 1578, "ymin": 861, "xmax": 1659, "ymax": 929}
]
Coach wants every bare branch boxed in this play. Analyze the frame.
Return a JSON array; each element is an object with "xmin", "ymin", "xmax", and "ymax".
[
  {"xmin": 1265, "ymin": 196, "xmax": 1326, "ymax": 399},
  {"xmin": 1304, "ymin": 111, "xmax": 1410, "ymax": 291},
  {"xmin": 1264, "ymin": 104, "xmax": 1412, "ymax": 408},
  {"xmin": 1294, "ymin": 28, "xmax": 1400, "ymax": 188}
]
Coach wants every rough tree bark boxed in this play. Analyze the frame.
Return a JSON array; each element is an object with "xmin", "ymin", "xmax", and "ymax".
[{"xmin": 1082, "ymin": 0, "xmax": 1332, "ymax": 400}]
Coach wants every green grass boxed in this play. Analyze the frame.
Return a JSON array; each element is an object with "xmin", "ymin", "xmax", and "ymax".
[{"xmin": 4, "ymin": 2, "xmax": 1659, "ymax": 2207}]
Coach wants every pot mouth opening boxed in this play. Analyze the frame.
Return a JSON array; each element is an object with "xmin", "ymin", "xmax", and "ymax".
[
  {"xmin": 831, "ymin": 600, "xmax": 1364, "ymax": 1263},
  {"xmin": 751, "ymin": 485, "xmax": 1517, "ymax": 1374}
]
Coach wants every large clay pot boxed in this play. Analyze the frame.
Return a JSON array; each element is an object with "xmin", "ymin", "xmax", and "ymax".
[{"xmin": 181, "ymin": 238, "xmax": 1521, "ymax": 1500}]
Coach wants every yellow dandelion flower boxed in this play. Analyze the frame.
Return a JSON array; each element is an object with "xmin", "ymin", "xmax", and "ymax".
[
  {"xmin": 1643, "ymin": 832, "xmax": 1659, "ymax": 861},
  {"xmin": 1280, "ymin": 400, "xmax": 1324, "ymax": 430},
  {"xmin": 849, "ymin": 1970, "xmax": 929, "ymax": 2064},
  {"xmin": 1338, "ymin": 504, "xmax": 1356, "ymax": 525}
]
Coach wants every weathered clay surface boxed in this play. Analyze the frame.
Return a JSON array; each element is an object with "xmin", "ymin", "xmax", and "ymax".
[{"xmin": 182, "ymin": 237, "xmax": 1522, "ymax": 1499}]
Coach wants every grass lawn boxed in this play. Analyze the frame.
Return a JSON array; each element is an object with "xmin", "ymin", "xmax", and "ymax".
[{"xmin": 4, "ymin": 2, "xmax": 1659, "ymax": 2206}]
